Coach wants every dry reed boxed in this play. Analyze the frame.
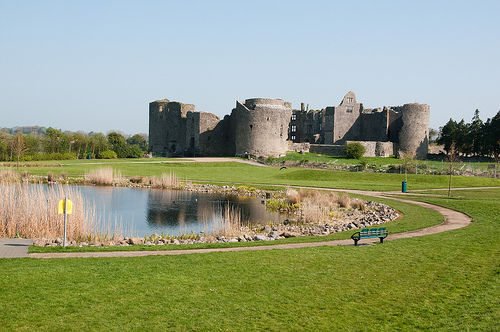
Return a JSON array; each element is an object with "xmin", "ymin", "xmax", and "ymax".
[
  {"xmin": 0, "ymin": 169, "xmax": 20, "ymax": 184},
  {"xmin": 286, "ymin": 188, "xmax": 300, "ymax": 204},
  {"xmin": 150, "ymin": 173, "xmax": 181, "ymax": 188},
  {"xmin": 0, "ymin": 184, "xmax": 98, "ymax": 241},
  {"xmin": 351, "ymin": 198, "xmax": 366, "ymax": 211},
  {"xmin": 84, "ymin": 167, "xmax": 122, "ymax": 185},
  {"xmin": 203, "ymin": 204, "xmax": 245, "ymax": 238},
  {"xmin": 338, "ymin": 194, "xmax": 351, "ymax": 208}
]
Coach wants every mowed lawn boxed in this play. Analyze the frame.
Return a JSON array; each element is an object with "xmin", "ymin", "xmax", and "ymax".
[
  {"xmin": 5, "ymin": 159, "xmax": 500, "ymax": 191},
  {"xmin": 1, "ymin": 160, "xmax": 499, "ymax": 330}
]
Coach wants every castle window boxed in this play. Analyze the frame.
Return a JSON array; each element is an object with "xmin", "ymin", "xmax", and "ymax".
[
  {"xmin": 249, "ymin": 125, "xmax": 253, "ymax": 131},
  {"xmin": 291, "ymin": 125, "xmax": 296, "ymax": 132},
  {"xmin": 347, "ymin": 97, "xmax": 353, "ymax": 103},
  {"xmin": 291, "ymin": 135, "xmax": 296, "ymax": 141},
  {"xmin": 291, "ymin": 114, "xmax": 296, "ymax": 121},
  {"xmin": 346, "ymin": 106, "xmax": 353, "ymax": 113}
]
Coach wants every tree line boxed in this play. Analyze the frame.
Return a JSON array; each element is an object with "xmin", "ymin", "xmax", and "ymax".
[
  {"xmin": 0, "ymin": 127, "xmax": 148, "ymax": 162},
  {"xmin": 437, "ymin": 109, "xmax": 500, "ymax": 161}
]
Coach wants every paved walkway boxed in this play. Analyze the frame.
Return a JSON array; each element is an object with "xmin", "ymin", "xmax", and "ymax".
[
  {"xmin": 27, "ymin": 189, "xmax": 472, "ymax": 259},
  {"xmin": 0, "ymin": 238, "xmax": 33, "ymax": 258}
]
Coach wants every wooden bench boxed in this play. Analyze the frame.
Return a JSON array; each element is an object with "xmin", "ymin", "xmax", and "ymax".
[{"xmin": 351, "ymin": 228, "xmax": 388, "ymax": 246}]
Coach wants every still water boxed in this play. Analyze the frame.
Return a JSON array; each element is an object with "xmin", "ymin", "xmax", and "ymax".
[{"xmin": 76, "ymin": 186, "xmax": 286, "ymax": 237}]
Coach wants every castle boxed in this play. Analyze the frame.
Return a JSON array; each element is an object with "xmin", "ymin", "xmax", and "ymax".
[{"xmin": 149, "ymin": 92, "xmax": 430, "ymax": 159}]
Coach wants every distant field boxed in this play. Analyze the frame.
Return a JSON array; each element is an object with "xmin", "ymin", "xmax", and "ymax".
[{"xmin": 2, "ymin": 158, "xmax": 500, "ymax": 191}]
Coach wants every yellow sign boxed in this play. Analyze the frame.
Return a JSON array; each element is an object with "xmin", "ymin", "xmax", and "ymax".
[{"xmin": 57, "ymin": 199, "xmax": 73, "ymax": 214}]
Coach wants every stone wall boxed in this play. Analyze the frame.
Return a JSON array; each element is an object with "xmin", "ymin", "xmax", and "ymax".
[
  {"xmin": 360, "ymin": 109, "xmax": 388, "ymax": 141},
  {"xmin": 345, "ymin": 141, "xmax": 395, "ymax": 157},
  {"xmin": 309, "ymin": 144, "xmax": 344, "ymax": 156},
  {"xmin": 288, "ymin": 142, "xmax": 310, "ymax": 153},
  {"xmin": 331, "ymin": 91, "xmax": 363, "ymax": 144}
]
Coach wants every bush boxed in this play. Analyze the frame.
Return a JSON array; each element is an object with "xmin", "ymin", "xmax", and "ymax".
[
  {"xmin": 100, "ymin": 150, "xmax": 118, "ymax": 159},
  {"xmin": 127, "ymin": 145, "xmax": 143, "ymax": 158},
  {"xmin": 343, "ymin": 142, "xmax": 366, "ymax": 159}
]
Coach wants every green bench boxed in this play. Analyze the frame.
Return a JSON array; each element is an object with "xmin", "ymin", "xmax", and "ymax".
[{"xmin": 351, "ymin": 228, "xmax": 388, "ymax": 246}]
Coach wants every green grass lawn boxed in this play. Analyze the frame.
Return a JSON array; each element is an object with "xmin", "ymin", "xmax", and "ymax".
[
  {"xmin": 4, "ymin": 159, "xmax": 500, "ymax": 191},
  {"xmin": 1, "ymin": 169, "xmax": 499, "ymax": 330}
]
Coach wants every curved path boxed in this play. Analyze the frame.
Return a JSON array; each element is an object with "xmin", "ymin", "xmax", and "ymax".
[{"xmin": 28, "ymin": 190, "xmax": 471, "ymax": 259}]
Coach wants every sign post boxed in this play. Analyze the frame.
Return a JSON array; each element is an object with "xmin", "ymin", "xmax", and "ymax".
[{"xmin": 57, "ymin": 198, "xmax": 73, "ymax": 247}]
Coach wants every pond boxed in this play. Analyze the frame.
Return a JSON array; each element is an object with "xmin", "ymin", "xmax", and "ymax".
[{"xmin": 76, "ymin": 186, "xmax": 287, "ymax": 237}]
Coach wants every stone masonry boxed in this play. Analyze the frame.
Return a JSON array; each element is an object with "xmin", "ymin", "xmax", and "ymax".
[{"xmin": 149, "ymin": 92, "xmax": 430, "ymax": 159}]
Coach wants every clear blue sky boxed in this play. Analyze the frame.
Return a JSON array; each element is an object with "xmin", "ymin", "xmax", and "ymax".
[{"xmin": 1, "ymin": 0, "xmax": 499, "ymax": 134}]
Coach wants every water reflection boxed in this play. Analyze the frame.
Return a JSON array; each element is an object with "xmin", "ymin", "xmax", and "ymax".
[{"xmin": 73, "ymin": 186, "xmax": 286, "ymax": 237}]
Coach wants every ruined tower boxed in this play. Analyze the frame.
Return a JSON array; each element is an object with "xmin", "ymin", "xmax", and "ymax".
[
  {"xmin": 231, "ymin": 98, "xmax": 292, "ymax": 157},
  {"xmin": 397, "ymin": 103, "xmax": 430, "ymax": 159}
]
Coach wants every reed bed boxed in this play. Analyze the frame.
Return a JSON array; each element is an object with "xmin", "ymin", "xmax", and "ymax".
[
  {"xmin": 84, "ymin": 167, "xmax": 122, "ymax": 186},
  {"xmin": 285, "ymin": 189, "xmax": 366, "ymax": 223},
  {"xmin": 0, "ymin": 169, "xmax": 21, "ymax": 184},
  {"xmin": 0, "ymin": 184, "xmax": 99, "ymax": 241},
  {"xmin": 150, "ymin": 172, "xmax": 181, "ymax": 188},
  {"xmin": 202, "ymin": 204, "xmax": 246, "ymax": 238}
]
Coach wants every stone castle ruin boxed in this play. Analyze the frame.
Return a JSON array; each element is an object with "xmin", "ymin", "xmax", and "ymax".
[{"xmin": 149, "ymin": 92, "xmax": 430, "ymax": 159}]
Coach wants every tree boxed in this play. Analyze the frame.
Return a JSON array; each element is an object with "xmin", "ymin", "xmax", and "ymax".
[
  {"xmin": 90, "ymin": 132, "xmax": 109, "ymax": 158},
  {"xmin": 485, "ymin": 111, "xmax": 500, "ymax": 161},
  {"xmin": 428, "ymin": 128, "xmax": 439, "ymax": 143},
  {"xmin": 127, "ymin": 134, "xmax": 148, "ymax": 153},
  {"xmin": 128, "ymin": 145, "xmax": 144, "ymax": 158},
  {"xmin": 0, "ymin": 133, "xmax": 10, "ymax": 161},
  {"xmin": 455, "ymin": 119, "xmax": 470, "ymax": 156},
  {"xmin": 468, "ymin": 109, "xmax": 484, "ymax": 157},
  {"xmin": 437, "ymin": 119, "xmax": 458, "ymax": 154},
  {"xmin": 446, "ymin": 143, "xmax": 460, "ymax": 197},
  {"xmin": 398, "ymin": 149, "xmax": 416, "ymax": 183},
  {"xmin": 107, "ymin": 132, "xmax": 129, "ymax": 158},
  {"xmin": 10, "ymin": 132, "xmax": 29, "ymax": 169},
  {"xmin": 44, "ymin": 127, "xmax": 67, "ymax": 154}
]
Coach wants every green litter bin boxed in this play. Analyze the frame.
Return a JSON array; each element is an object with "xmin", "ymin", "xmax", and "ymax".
[{"xmin": 402, "ymin": 181, "xmax": 407, "ymax": 193}]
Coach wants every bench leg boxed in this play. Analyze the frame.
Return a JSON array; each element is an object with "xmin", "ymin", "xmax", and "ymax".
[
  {"xmin": 354, "ymin": 239, "xmax": 359, "ymax": 246},
  {"xmin": 379, "ymin": 237, "xmax": 384, "ymax": 244}
]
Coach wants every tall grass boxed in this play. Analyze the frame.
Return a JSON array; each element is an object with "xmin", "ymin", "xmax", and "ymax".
[
  {"xmin": 84, "ymin": 167, "xmax": 122, "ymax": 185},
  {"xmin": 284, "ymin": 188, "xmax": 365, "ymax": 223},
  {"xmin": 0, "ymin": 184, "xmax": 98, "ymax": 241},
  {"xmin": 150, "ymin": 172, "xmax": 181, "ymax": 188},
  {"xmin": 202, "ymin": 204, "xmax": 246, "ymax": 238},
  {"xmin": 0, "ymin": 169, "xmax": 20, "ymax": 184}
]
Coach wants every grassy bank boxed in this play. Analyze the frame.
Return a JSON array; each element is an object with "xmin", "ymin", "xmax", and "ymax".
[
  {"xmin": 3, "ymin": 159, "xmax": 500, "ymax": 191},
  {"xmin": 1, "ymin": 188, "xmax": 499, "ymax": 330}
]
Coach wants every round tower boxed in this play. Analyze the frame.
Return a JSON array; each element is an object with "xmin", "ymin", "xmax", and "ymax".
[
  {"xmin": 232, "ymin": 98, "xmax": 292, "ymax": 157},
  {"xmin": 398, "ymin": 103, "xmax": 430, "ymax": 159}
]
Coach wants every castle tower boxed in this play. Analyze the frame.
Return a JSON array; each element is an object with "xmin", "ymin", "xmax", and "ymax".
[
  {"xmin": 231, "ymin": 98, "xmax": 292, "ymax": 157},
  {"xmin": 148, "ymin": 99, "xmax": 195, "ymax": 156},
  {"xmin": 398, "ymin": 103, "xmax": 430, "ymax": 159}
]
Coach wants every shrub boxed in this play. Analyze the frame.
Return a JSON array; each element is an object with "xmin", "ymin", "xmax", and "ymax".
[
  {"xmin": 127, "ymin": 145, "xmax": 143, "ymax": 158},
  {"xmin": 343, "ymin": 142, "xmax": 366, "ymax": 159},
  {"xmin": 100, "ymin": 150, "xmax": 118, "ymax": 159}
]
